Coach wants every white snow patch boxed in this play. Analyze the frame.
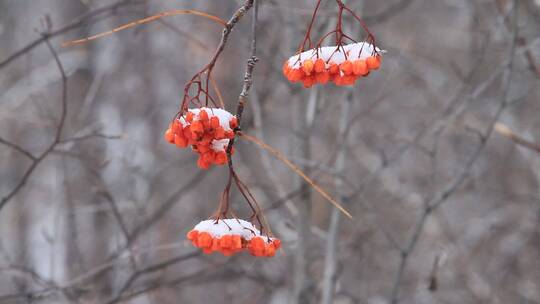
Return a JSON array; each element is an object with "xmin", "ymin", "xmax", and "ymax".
[
  {"xmin": 179, "ymin": 107, "xmax": 235, "ymax": 131},
  {"xmin": 286, "ymin": 42, "xmax": 386, "ymax": 69},
  {"xmin": 193, "ymin": 219, "xmax": 273, "ymax": 241}
]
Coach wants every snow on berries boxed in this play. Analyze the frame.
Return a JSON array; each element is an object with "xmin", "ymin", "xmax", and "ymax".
[
  {"xmin": 283, "ymin": 42, "xmax": 384, "ymax": 88},
  {"xmin": 164, "ymin": 107, "xmax": 238, "ymax": 169},
  {"xmin": 284, "ymin": 0, "xmax": 383, "ymax": 88},
  {"xmin": 186, "ymin": 219, "xmax": 281, "ymax": 257}
]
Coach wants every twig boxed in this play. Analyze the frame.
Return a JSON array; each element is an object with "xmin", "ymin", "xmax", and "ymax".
[
  {"xmin": 58, "ymin": 132, "xmax": 123, "ymax": 144},
  {"xmin": 104, "ymin": 251, "xmax": 200, "ymax": 304},
  {"xmin": 0, "ymin": 0, "xmax": 137, "ymax": 69},
  {"xmin": 494, "ymin": 122, "xmax": 540, "ymax": 154},
  {"xmin": 239, "ymin": 132, "xmax": 352, "ymax": 219},
  {"xmin": 0, "ymin": 37, "xmax": 67, "ymax": 213},
  {"xmin": 0, "ymin": 137, "xmax": 36, "ymax": 161},
  {"xmin": 61, "ymin": 9, "xmax": 227, "ymax": 47}
]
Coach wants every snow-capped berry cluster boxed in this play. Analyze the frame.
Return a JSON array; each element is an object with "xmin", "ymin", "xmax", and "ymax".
[
  {"xmin": 283, "ymin": 42, "xmax": 384, "ymax": 88},
  {"xmin": 164, "ymin": 107, "xmax": 238, "ymax": 169},
  {"xmin": 186, "ymin": 219, "xmax": 281, "ymax": 257}
]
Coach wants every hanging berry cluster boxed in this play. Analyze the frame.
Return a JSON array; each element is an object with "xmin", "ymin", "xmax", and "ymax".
[
  {"xmin": 283, "ymin": 0, "xmax": 384, "ymax": 88},
  {"xmin": 164, "ymin": 107, "xmax": 237, "ymax": 169},
  {"xmin": 187, "ymin": 219, "xmax": 281, "ymax": 257}
]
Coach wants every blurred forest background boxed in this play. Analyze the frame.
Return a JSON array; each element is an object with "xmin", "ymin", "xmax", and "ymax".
[{"xmin": 1, "ymin": 0, "xmax": 540, "ymax": 303}]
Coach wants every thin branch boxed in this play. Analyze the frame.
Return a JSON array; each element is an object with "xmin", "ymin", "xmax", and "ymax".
[
  {"xmin": 0, "ymin": 137, "xmax": 36, "ymax": 161},
  {"xmin": 104, "ymin": 251, "xmax": 200, "ymax": 304},
  {"xmin": 110, "ymin": 170, "xmax": 207, "ymax": 260},
  {"xmin": 0, "ymin": 0, "xmax": 137, "ymax": 69},
  {"xmin": 494, "ymin": 122, "xmax": 540, "ymax": 154},
  {"xmin": 61, "ymin": 9, "xmax": 227, "ymax": 47},
  {"xmin": 0, "ymin": 37, "xmax": 67, "ymax": 212},
  {"xmin": 58, "ymin": 133, "xmax": 123, "ymax": 144},
  {"xmin": 239, "ymin": 132, "xmax": 353, "ymax": 219}
]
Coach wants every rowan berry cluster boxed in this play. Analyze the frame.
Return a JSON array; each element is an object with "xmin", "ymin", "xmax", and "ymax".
[
  {"xmin": 164, "ymin": 107, "xmax": 237, "ymax": 169},
  {"xmin": 186, "ymin": 219, "xmax": 281, "ymax": 257},
  {"xmin": 283, "ymin": 43, "xmax": 382, "ymax": 87}
]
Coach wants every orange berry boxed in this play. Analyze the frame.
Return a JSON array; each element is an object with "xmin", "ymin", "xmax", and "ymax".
[
  {"xmin": 282, "ymin": 61, "xmax": 291, "ymax": 76},
  {"xmin": 185, "ymin": 112, "xmax": 194, "ymax": 123},
  {"xmin": 186, "ymin": 230, "xmax": 198, "ymax": 241},
  {"xmin": 214, "ymin": 151, "xmax": 228, "ymax": 165},
  {"xmin": 288, "ymin": 69, "xmax": 303, "ymax": 82},
  {"xmin": 340, "ymin": 60, "xmax": 354, "ymax": 75},
  {"xmin": 202, "ymin": 119, "xmax": 211, "ymax": 131},
  {"xmin": 315, "ymin": 71, "xmax": 330, "ymax": 84},
  {"xmin": 229, "ymin": 117, "xmax": 238, "ymax": 129},
  {"xmin": 183, "ymin": 126, "xmax": 192, "ymax": 139},
  {"xmin": 197, "ymin": 157, "xmax": 211, "ymax": 169},
  {"xmin": 222, "ymin": 249, "xmax": 233, "ymax": 256},
  {"xmin": 211, "ymin": 238, "xmax": 220, "ymax": 252},
  {"xmin": 210, "ymin": 116, "xmax": 220, "ymax": 129},
  {"xmin": 231, "ymin": 235, "xmax": 242, "ymax": 250},
  {"xmin": 202, "ymin": 248, "xmax": 212, "ymax": 254},
  {"xmin": 265, "ymin": 244, "xmax": 276, "ymax": 257},
  {"xmin": 353, "ymin": 59, "xmax": 369, "ymax": 76},
  {"xmin": 174, "ymin": 134, "xmax": 188, "ymax": 148},
  {"xmin": 329, "ymin": 63, "xmax": 339, "ymax": 75},
  {"xmin": 202, "ymin": 151, "xmax": 215, "ymax": 164},
  {"xmin": 197, "ymin": 232, "xmax": 212, "ymax": 248},
  {"xmin": 164, "ymin": 128, "xmax": 174, "ymax": 143},
  {"xmin": 344, "ymin": 75, "xmax": 357, "ymax": 86},
  {"xmin": 314, "ymin": 58, "xmax": 326, "ymax": 73},
  {"xmin": 191, "ymin": 121, "xmax": 204, "ymax": 134},
  {"xmin": 220, "ymin": 235, "xmax": 232, "ymax": 249},
  {"xmin": 199, "ymin": 109, "xmax": 209, "ymax": 121},
  {"xmin": 272, "ymin": 239, "xmax": 281, "ymax": 249},
  {"xmin": 203, "ymin": 133, "xmax": 214, "ymax": 142},
  {"xmin": 333, "ymin": 74, "xmax": 344, "ymax": 86},
  {"xmin": 224, "ymin": 130, "xmax": 235, "ymax": 139},
  {"xmin": 172, "ymin": 121, "xmax": 181, "ymax": 134},
  {"xmin": 303, "ymin": 75, "xmax": 315, "ymax": 88},
  {"xmin": 302, "ymin": 59, "xmax": 314, "ymax": 75},
  {"xmin": 366, "ymin": 56, "xmax": 381, "ymax": 70},
  {"xmin": 249, "ymin": 237, "xmax": 265, "ymax": 256},
  {"xmin": 214, "ymin": 126, "xmax": 225, "ymax": 139},
  {"xmin": 197, "ymin": 144, "xmax": 210, "ymax": 153}
]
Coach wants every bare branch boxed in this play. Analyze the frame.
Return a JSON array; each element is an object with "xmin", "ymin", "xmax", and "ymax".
[
  {"xmin": 0, "ymin": 37, "xmax": 67, "ymax": 212},
  {"xmin": 0, "ymin": 137, "xmax": 36, "ymax": 161},
  {"xmin": 494, "ymin": 122, "xmax": 540, "ymax": 154},
  {"xmin": 0, "ymin": 0, "xmax": 138, "ymax": 69}
]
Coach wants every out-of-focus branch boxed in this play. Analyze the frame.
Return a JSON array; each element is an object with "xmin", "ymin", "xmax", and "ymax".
[
  {"xmin": 0, "ymin": 137, "xmax": 36, "ymax": 161},
  {"xmin": 0, "ymin": 37, "xmax": 67, "ymax": 213},
  {"xmin": 58, "ymin": 132, "xmax": 123, "ymax": 144},
  {"xmin": 104, "ymin": 251, "xmax": 200, "ymax": 304},
  {"xmin": 0, "ymin": 0, "xmax": 138, "ymax": 69},
  {"xmin": 321, "ymin": 89, "xmax": 352, "ymax": 304},
  {"xmin": 389, "ymin": 1, "xmax": 519, "ymax": 302},
  {"xmin": 363, "ymin": 0, "xmax": 416, "ymax": 24},
  {"xmin": 110, "ymin": 170, "xmax": 207, "ymax": 260},
  {"xmin": 494, "ymin": 122, "xmax": 540, "ymax": 154},
  {"xmin": 291, "ymin": 86, "xmax": 318, "ymax": 304}
]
